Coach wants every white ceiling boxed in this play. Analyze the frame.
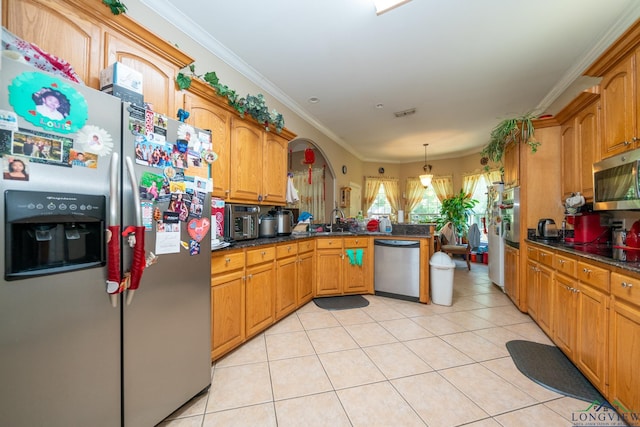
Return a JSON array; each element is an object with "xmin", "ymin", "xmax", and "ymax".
[{"xmin": 146, "ymin": 0, "xmax": 640, "ymax": 163}]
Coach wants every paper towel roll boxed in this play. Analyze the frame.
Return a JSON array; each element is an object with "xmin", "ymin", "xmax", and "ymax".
[{"xmin": 398, "ymin": 210, "xmax": 404, "ymax": 223}]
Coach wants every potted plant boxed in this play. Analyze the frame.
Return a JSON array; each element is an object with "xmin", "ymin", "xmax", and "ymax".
[
  {"xmin": 480, "ymin": 113, "xmax": 540, "ymax": 169},
  {"xmin": 435, "ymin": 189, "xmax": 478, "ymax": 240}
]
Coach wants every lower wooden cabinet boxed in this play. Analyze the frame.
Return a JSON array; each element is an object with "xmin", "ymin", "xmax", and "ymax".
[
  {"xmin": 297, "ymin": 244, "xmax": 315, "ymax": 305},
  {"xmin": 275, "ymin": 243, "xmax": 299, "ymax": 320},
  {"xmin": 504, "ymin": 245, "xmax": 519, "ymax": 306},
  {"xmin": 315, "ymin": 237, "xmax": 373, "ymax": 296},
  {"xmin": 211, "ymin": 258, "xmax": 245, "ymax": 361},
  {"xmin": 576, "ymin": 282, "xmax": 608, "ymax": 395},
  {"xmin": 553, "ymin": 272, "xmax": 578, "ymax": 360}
]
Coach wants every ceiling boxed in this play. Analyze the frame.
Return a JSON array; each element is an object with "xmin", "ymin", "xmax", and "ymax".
[{"xmin": 146, "ymin": 0, "xmax": 640, "ymax": 163}]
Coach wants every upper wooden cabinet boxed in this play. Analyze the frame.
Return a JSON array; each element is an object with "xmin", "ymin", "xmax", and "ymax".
[
  {"xmin": 502, "ymin": 141, "xmax": 519, "ymax": 189},
  {"xmin": 599, "ymin": 51, "xmax": 638, "ymax": 158},
  {"xmin": 558, "ymin": 94, "xmax": 600, "ymax": 202},
  {"xmin": 3, "ymin": 0, "xmax": 193, "ymax": 117},
  {"xmin": 263, "ymin": 132, "xmax": 289, "ymax": 205}
]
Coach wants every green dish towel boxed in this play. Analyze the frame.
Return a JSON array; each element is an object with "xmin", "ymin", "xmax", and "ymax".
[
  {"xmin": 345, "ymin": 249, "xmax": 356, "ymax": 265},
  {"xmin": 355, "ymin": 249, "xmax": 363, "ymax": 266}
]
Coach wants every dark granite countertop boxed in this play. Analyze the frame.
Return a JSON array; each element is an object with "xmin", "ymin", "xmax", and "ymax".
[
  {"xmin": 526, "ymin": 238, "xmax": 640, "ymax": 275},
  {"xmin": 213, "ymin": 224, "xmax": 433, "ymax": 252}
]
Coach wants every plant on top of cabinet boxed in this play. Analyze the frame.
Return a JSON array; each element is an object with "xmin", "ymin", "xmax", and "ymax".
[
  {"xmin": 102, "ymin": 0, "xmax": 127, "ymax": 15},
  {"xmin": 176, "ymin": 65, "xmax": 285, "ymax": 133},
  {"xmin": 481, "ymin": 113, "xmax": 541, "ymax": 169}
]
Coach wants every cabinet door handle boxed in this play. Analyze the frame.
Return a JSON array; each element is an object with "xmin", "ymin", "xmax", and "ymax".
[
  {"xmin": 247, "ymin": 274, "xmax": 253, "ymax": 279},
  {"xmin": 621, "ymin": 282, "xmax": 634, "ymax": 288},
  {"xmin": 624, "ymin": 140, "xmax": 631, "ymax": 146}
]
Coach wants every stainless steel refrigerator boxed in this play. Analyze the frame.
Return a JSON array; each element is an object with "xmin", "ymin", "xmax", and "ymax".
[
  {"xmin": 0, "ymin": 59, "xmax": 211, "ymax": 426},
  {"xmin": 488, "ymin": 182, "xmax": 505, "ymax": 289}
]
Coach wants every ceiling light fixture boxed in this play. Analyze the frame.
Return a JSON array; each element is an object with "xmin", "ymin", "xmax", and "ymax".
[
  {"xmin": 419, "ymin": 143, "xmax": 433, "ymax": 188},
  {"xmin": 373, "ymin": 0, "xmax": 412, "ymax": 15},
  {"xmin": 308, "ymin": 97, "xmax": 320, "ymax": 104}
]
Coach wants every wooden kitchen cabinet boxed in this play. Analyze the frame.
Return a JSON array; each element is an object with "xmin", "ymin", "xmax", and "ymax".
[
  {"xmin": 503, "ymin": 140, "xmax": 520, "ymax": 189},
  {"xmin": 183, "ymin": 82, "xmax": 232, "ymax": 200},
  {"xmin": 275, "ymin": 243, "xmax": 298, "ymax": 320},
  {"xmin": 297, "ymin": 240, "xmax": 315, "ymax": 305},
  {"xmin": 245, "ymin": 247, "xmax": 276, "ymax": 338},
  {"xmin": 343, "ymin": 237, "xmax": 372, "ymax": 294},
  {"xmin": 526, "ymin": 247, "xmax": 553, "ymax": 336},
  {"xmin": 315, "ymin": 237, "xmax": 373, "ymax": 296},
  {"xmin": 576, "ymin": 282, "xmax": 608, "ymax": 395},
  {"xmin": 263, "ymin": 132, "xmax": 289, "ymax": 205},
  {"xmin": 315, "ymin": 239, "xmax": 344, "ymax": 296},
  {"xmin": 609, "ymin": 272, "xmax": 640, "ymax": 417},
  {"xmin": 504, "ymin": 245, "xmax": 520, "ymax": 307},
  {"xmin": 599, "ymin": 49, "xmax": 638, "ymax": 158},
  {"xmin": 4, "ymin": 0, "xmax": 192, "ymax": 116},
  {"xmin": 553, "ymin": 272, "xmax": 578, "ymax": 360},
  {"xmin": 211, "ymin": 250, "xmax": 245, "ymax": 360},
  {"xmin": 559, "ymin": 95, "xmax": 601, "ymax": 202}
]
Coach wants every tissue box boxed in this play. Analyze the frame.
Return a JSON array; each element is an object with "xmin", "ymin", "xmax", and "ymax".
[
  {"xmin": 100, "ymin": 62, "xmax": 144, "ymax": 106},
  {"xmin": 211, "ymin": 198, "xmax": 225, "ymax": 242}
]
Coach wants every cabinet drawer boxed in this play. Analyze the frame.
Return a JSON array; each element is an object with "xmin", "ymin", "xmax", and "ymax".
[
  {"xmin": 526, "ymin": 245, "xmax": 539, "ymax": 261},
  {"xmin": 297, "ymin": 240, "xmax": 314, "ymax": 253},
  {"xmin": 344, "ymin": 237, "xmax": 369, "ymax": 248},
  {"xmin": 554, "ymin": 254, "xmax": 577, "ymax": 278},
  {"xmin": 212, "ymin": 250, "xmax": 245, "ymax": 274},
  {"xmin": 316, "ymin": 238, "xmax": 344, "ymax": 249},
  {"xmin": 246, "ymin": 246, "xmax": 276, "ymax": 265},
  {"xmin": 577, "ymin": 261, "xmax": 609, "ymax": 292},
  {"xmin": 611, "ymin": 272, "xmax": 640, "ymax": 307},
  {"xmin": 276, "ymin": 243, "xmax": 298, "ymax": 258},
  {"xmin": 538, "ymin": 248, "xmax": 554, "ymax": 268}
]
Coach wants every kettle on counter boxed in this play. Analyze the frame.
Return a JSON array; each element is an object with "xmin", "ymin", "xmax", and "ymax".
[{"xmin": 537, "ymin": 218, "xmax": 559, "ymax": 240}]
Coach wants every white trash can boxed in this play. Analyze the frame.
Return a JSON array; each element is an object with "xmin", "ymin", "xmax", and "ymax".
[{"xmin": 429, "ymin": 252, "xmax": 456, "ymax": 306}]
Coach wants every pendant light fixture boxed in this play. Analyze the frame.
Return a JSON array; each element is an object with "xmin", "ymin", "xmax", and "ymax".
[{"xmin": 419, "ymin": 143, "xmax": 433, "ymax": 188}]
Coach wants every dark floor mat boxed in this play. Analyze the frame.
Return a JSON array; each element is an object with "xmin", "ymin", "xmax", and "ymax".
[
  {"xmin": 506, "ymin": 340, "xmax": 606, "ymax": 404},
  {"xmin": 313, "ymin": 295, "xmax": 370, "ymax": 310}
]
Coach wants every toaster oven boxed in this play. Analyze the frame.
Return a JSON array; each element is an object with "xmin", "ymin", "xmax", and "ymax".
[{"xmin": 223, "ymin": 204, "xmax": 260, "ymax": 241}]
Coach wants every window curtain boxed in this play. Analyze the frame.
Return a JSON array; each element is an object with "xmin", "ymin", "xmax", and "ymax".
[
  {"xmin": 381, "ymin": 177, "xmax": 400, "ymax": 218},
  {"xmin": 364, "ymin": 177, "xmax": 382, "ymax": 212},
  {"xmin": 404, "ymin": 177, "xmax": 424, "ymax": 214},
  {"xmin": 483, "ymin": 169, "xmax": 502, "ymax": 187},
  {"xmin": 292, "ymin": 168, "xmax": 326, "ymax": 223},
  {"xmin": 462, "ymin": 173, "xmax": 482, "ymax": 199},
  {"xmin": 431, "ymin": 175, "xmax": 453, "ymax": 202}
]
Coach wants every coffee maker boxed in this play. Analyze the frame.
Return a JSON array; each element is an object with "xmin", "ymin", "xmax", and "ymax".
[{"xmin": 566, "ymin": 212, "xmax": 610, "ymax": 244}]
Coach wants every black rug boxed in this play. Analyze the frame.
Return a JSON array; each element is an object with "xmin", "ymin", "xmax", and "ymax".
[
  {"xmin": 506, "ymin": 340, "xmax": 607, "ymax": 404},
  {"xmin": 313, "ymin": 295, "xmax": 370, "ymax": 310}
]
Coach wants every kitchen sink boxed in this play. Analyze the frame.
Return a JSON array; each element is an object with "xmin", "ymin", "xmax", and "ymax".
[{"xmin": 312, "ymin": 231, "xmax": 355, "ymax": 236}]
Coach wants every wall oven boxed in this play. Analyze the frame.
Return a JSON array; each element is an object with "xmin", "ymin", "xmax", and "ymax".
[
  {"xmin": 501, "ymin": 187, "xmax": 520, "ymax": 246},
  {"xmin": 593, "ymin": 148, "xmax": 640, "ymax": 210}
]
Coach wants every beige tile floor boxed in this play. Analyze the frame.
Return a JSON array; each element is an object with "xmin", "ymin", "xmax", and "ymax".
[{"xmin": 158, "ymin": 260, "xmax": 596, "ymax": 427}]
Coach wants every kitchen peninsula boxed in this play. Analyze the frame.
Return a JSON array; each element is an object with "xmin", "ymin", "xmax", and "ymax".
[{"xmin": 210, "ymin": 224, "xmax": 433, "ymax": 360}]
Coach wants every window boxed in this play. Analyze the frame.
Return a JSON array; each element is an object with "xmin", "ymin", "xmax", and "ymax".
[
  {"xmin": 410, "ymin": 186, "xmax": 441, "ymax": 223},
  {"xmin": 469, "ymin": 176, "xmax": 489, "ymax": 243},
  {"xmin": 367, "ymin": 183, "xmax": 392, "ymax": 217}
]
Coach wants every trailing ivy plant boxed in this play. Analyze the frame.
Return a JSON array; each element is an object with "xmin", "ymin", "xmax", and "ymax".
[
  {"xmin": 102, "ymin": 0, "xmax": 127, "ymax": 15},
  {"xmin": 177, "ymin": 65, "xmax": 285, "ymax": 133},
  {"xmin": 480, "ymin": 112, "xmax": 541, "ymax": 170}
]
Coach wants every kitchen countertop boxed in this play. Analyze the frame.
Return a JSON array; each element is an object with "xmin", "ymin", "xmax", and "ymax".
[
  {"xmin": 526, "ymin": 238, "xmax": 640, "ymax": 274},
  {"xmin": 213, "ymin": 224, "xmax": 433, "ymax": 252}
]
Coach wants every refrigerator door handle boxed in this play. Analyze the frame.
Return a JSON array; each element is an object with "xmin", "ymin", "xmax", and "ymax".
[
  {"xmin": 106, "ymin": 152, "xmax": 123, "ymax": 308},
  {"xmin": 125, "ymin": 156, "xmax": 146, "ymax": 305}
]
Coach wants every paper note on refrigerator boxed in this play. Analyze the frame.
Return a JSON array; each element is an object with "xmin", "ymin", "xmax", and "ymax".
[{"xmin": 155, "ymin": 221, "xmax": 180, "ymax": 254}]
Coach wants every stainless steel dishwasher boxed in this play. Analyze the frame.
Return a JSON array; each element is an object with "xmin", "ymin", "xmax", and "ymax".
[{"xmin": 374, "ymin": 239, "xmax": 421, "ymax": 301}]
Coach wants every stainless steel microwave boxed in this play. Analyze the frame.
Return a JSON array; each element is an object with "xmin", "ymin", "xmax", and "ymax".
[
  {"xmin": 223, "ymin": 204, "xmax": 260, "ymax": 241},
  {"xmin": 593, "ymin": 148, "xmax": 640, "ymax": 211}
]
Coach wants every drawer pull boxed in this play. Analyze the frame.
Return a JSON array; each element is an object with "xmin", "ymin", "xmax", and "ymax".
[
  {"xmin": 621, "ymin": 282, "xmax": 634, "ymax": 288},
  {"xmin": 558, "ymin": 259, "xmax": 565, "ymax": 265},
  {"xmin": 261, "ymin": 251, "xmax": 266, "ymax": 256},
  {"xmin": 225, "ymin": 257, "xmax": 231, "ymax": 264},
  {"xmin": 582, "ymin": 268, "xmax": 591, "ymax": 274}
]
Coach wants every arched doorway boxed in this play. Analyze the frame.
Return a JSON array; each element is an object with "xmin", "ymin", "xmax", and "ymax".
[{"xmin": 287, "ymin": 138, "xmax": 335, "ymax": 223}]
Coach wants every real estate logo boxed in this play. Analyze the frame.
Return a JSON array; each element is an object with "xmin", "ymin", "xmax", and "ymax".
[{"xmin": 572, "ymin": 400, "xmax": 639, "ymax": 427}]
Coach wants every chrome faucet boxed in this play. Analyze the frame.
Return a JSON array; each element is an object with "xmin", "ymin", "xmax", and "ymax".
[{"xmin": 329, "ymin": 208, "xmax": 345, "ymax": 232}]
